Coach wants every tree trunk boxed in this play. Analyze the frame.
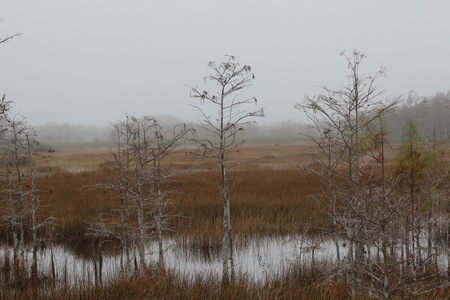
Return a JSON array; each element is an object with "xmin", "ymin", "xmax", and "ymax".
[
  {"xmin": 155, "ymin": 138, "xmax": 165, "ymax": 270},
  {"xmin": 221, "ymin": 159, "xmax": 234, "ymax": 285},
  {"xmin": 136, "ymin": 194, "xmax": 147, "ymax": 271}
]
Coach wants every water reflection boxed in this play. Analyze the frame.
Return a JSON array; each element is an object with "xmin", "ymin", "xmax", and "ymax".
[
  {"xmin": 0, "ymin": 235, "xmax": 336, "ymax": 286},
  {"xmin": 4, "ymin": 235, "xmax": 445, "ymax": 288}
]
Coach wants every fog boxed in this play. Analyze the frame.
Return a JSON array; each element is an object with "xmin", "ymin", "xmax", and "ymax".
[{"xmin": 1, "ymin": 1, "xmax": 450, "ymax": 127}]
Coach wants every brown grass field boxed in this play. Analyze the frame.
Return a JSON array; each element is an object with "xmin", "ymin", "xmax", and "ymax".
[
  {"xmin": 34, "ymin": 143, "xmax": 324, "ymax": 252},
  {"xmin": 37, "ymin": 141, "xmax": 449, "ymax": 243},
  {"xmin": 2, "ymin": 142, "xmax": 450, "ymax": 299}
]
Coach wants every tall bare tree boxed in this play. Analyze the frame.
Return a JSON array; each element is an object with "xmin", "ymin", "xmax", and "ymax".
[
  {"xmin": 297, "ymin": 50, "xmax": 401, "ymax": 298},
  {"xmin": 189, "ymin": 55, "xmax": 264, "ymax": 285}
]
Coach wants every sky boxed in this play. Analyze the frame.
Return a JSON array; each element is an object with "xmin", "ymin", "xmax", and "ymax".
[{"xmin": 0, "ymin": 1, "xmax": 449, "ymax": 127}]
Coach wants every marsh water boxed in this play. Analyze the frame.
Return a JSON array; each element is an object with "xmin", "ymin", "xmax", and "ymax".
[
  {"xmin": 0, "ymin": 235, "xmax": 338, "ymax": 286},
  {"xmin": 1, "ymin": 235, "xmax": 447, "ymax": 287}
]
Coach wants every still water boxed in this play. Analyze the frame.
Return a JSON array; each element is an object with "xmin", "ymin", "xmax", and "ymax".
[{"xmin": 0, "ymin": 235, "xmax": 337, "ymax": 286}]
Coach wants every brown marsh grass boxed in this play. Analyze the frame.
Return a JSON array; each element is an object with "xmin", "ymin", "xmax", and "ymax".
[
  {"xmin": 30, "ymin": 141, "xmax": 449, "ymax": 250},
  {"xmin": 0, "ymin": 265, "xmax": 349, "ymax": 299},
  {"xmin": 30, "ymin": 143, "xmax": 325, "ymax": 255},
  {"xmin": 2, "ymin": 264, "xmax": 448, "ymax": 300}
]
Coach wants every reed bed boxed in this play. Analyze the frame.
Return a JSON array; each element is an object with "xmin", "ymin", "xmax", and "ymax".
[
  {"xmin": 2, "ymin": 263, "xmax": 447, "ymax": 300},
  {"xmin": 170, "ymin": 169, "xmax": 324, "ymax": 238},
  {"xmin": 25, "ymin": 144, "xmax": 324, "ymax": 249},
  {"xmin": 10, "ymin": 142, "xmax": 415, "ymax": 254},
  {"xmin": 0, "ymin": 258, "xmax": 354, "ymax": 300}
]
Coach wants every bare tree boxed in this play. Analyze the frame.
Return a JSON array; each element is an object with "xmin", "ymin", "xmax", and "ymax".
[
  {"xmin": 95, "ymin": 114, "xmax": 189, "ymax": 277},
  {"xmin": 0, "ymin": 19, "xmax": 19, "ymax": 45},
  {"xmin": 0, "ymin": 96, "xmax": 52, "ymax": 289},
  {"xmin": 188, "ymin": 55, "xmax": 264, "ymax": 285},
  {"xmin": 297, "ymin": 50, "xmax": 401, "ymax": 298},
  {"xmin": 149, "ymin": 120, "xmax": 190, "ymax": 270}
]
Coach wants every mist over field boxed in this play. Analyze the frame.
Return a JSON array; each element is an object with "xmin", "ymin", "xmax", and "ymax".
[
  {"xmin": 34, "ymin": 89, "xmax": 450, "ymax": 147},
  {"xmin": 1, "ymin": 1, "xmax": 450, "ymax": 128}
]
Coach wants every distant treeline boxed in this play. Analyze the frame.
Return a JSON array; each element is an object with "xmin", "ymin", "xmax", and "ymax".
[
  {"xmin": 34, "ymin": 117, "xmax": 309, "ymax": 146},
  {"xmin": 35, "ymin": 123, "xmax": 113, "ymax": 146},
  {"xmin": 386, "ymin": 90, "xmax": 450, "ymax": 142},
  {"xmin": 34, "ymin": 90, "xmax": 450, "ymax": 146}
]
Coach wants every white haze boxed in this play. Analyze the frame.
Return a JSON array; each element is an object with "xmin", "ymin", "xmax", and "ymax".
[{"xmin": 0, "ymin": 1, "xmax": 449, "ymax": 127}]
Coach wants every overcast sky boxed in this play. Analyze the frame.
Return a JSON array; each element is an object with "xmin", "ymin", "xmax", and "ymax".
[{"xmin": 1, "ymin": 1, "xmax": 449, "ymax": 126}]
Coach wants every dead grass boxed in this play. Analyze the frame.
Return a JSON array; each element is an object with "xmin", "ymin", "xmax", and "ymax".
[
  {"xmin": 4, "ymin": 141, "xmax": 448, "ymax": 252},
  {"xmin": 27, "ymin": 143, "xmax": 326, "ymax": 256},
  {"xmin": 170, "ymin": 168, "xmax": 324, "ymax": 237},
  {"xmin": 28, "ymin": 141, "xmax": 450, "ymax": 246}
]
